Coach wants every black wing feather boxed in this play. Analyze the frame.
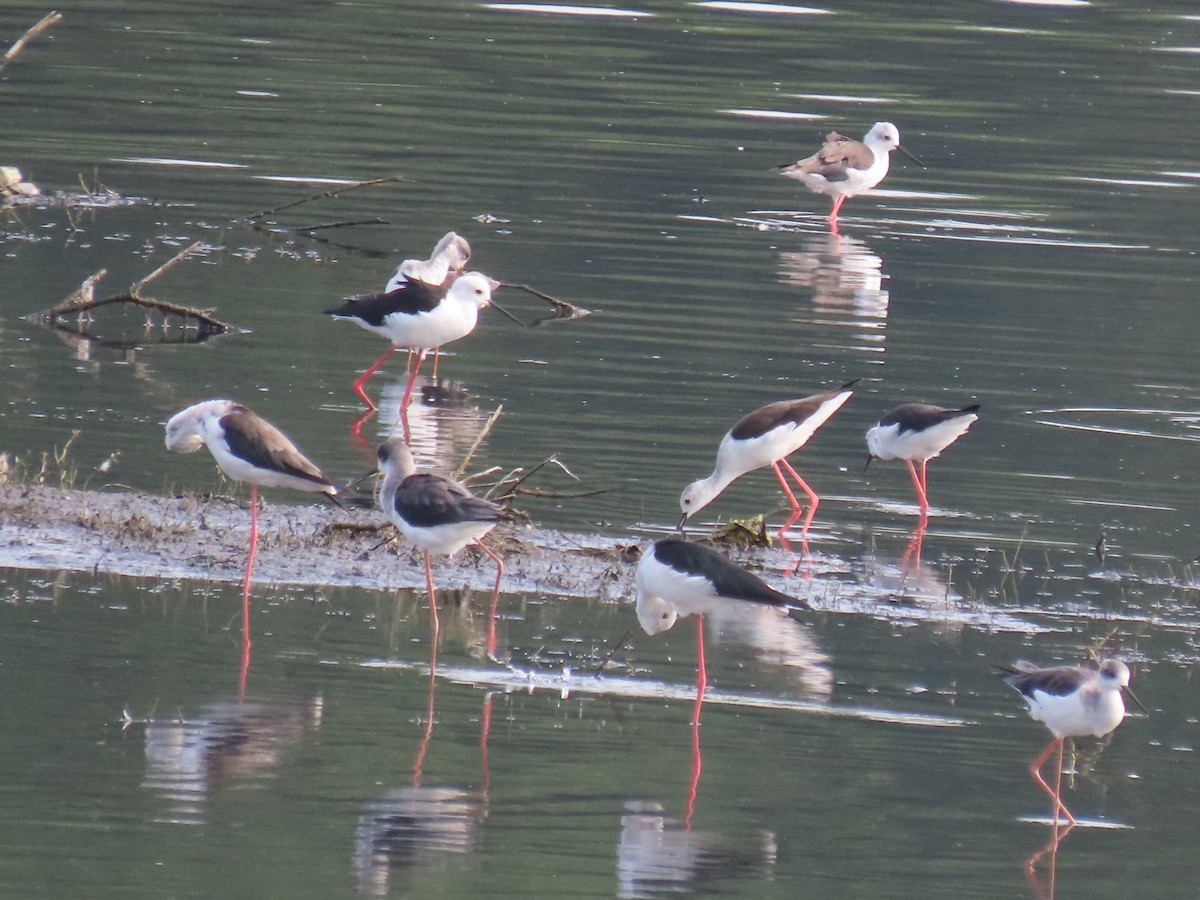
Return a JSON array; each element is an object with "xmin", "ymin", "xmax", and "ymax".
[
  {"xmin": 220, "ymin": 408, "xmax": 333, "ymax": 488},
  {"xmin": 393, "ymin": 474, "xmax": 508, "ymax": 529},
  {"xmin": 324, "ymin": 279, "xmax": 447, "ymax": 327},
  {"xmin": 880, "ymin": 403, "xmax": 981, "ymax": 435},
  {"xmin": 653, "ymin": 539, "xmax": 806, "ymax": 608}
]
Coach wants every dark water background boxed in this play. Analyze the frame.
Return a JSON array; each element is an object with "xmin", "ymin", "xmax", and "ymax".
[{"xmin": 3, "ymin": 1, "xmax": 1200, "ymax": 896}]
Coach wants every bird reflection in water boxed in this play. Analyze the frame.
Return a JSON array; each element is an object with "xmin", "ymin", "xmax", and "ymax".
[
  {"xmin": 352, "ymin": 679, "xmax": 494, "ymax": 896},
  {"xmin": 349, "ymin": 372, "xmax": 484, "ymax": 453},
  {"xmin": 776, "ymin": 231, "xmax": 889, "ymax": 360},
  {"xmin": 617, "ymin": 800, "xmax": 777, "ymax": 899},
  {"xmin": 633, "ymin": 542, "xmax": 830, "ymax": 827},
  {"xmin": 141, "ymin": 696, "xmax": 324, "ymax": 826},
  {"xmin": 860, "ymin": 526, "xmax": 963, "ymax": 625},
  {"xmin": 684, "ymin": 594, "xmax": 833, "ymax": 828},
  {"xmin": 1024, "ymin": 821, "xmax": 1076, "ymax": 900},
  {"xmin": 703, "ymin": 602, "xmax": 833, "ymax": 700}
]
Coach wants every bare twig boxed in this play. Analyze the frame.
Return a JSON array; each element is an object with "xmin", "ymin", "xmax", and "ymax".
[
  {"xmin": 508, "ymin": 486, "xmax": 608, "ymax": 500},
  {"xmin": 499, "ymin": 282, "xmax": 591, "ymax": 319},
  {"xmin": 130, "ymin": 241, "xmax": 207, "ymax": 295},
  {"xmin": 453, "ymin": 405, "xmax": 504, "ymax": 481},
  {"xmin": 292, "ymin": 218, "xmax": 390, "ymax": 234},
  {"xmin": 240, "ymin": 176, "xmax": 403, "ymax": 224},
  {"xmin": 27, "ymin": 242, "xmax": 231, "ymax": 334},
  {"xmin": 0, "ymin": 10, "xmax": 62, "ymax": 76}
]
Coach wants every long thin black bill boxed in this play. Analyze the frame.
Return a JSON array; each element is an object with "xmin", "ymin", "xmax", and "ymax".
[
  {"xmin": 1124, "ymin": 684, "xmax": 1150, "ymax": 716},
  {"xmin": 489, "ymin": 299, "xmax": 526, "ymax": 327},
  {"xmin": 899, "ymin": 145, "xmax": 926, "ymax": 168}
]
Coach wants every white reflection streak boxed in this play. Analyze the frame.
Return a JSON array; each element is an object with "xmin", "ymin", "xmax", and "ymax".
[
  {"xmin": 704, "ymin": 602, "xmax": 833, "ymax": 699},
  {"xmin": 353, "ymin": 787, "xmax": 478, "ymax": 896},
  {"xmin": 142, "ymin": 697, "xmax": 324, "ymax": 825},
  {"xmin": 483, "ymin": 3, "xmax": 654, "ymax": 16},
  {"xmin": 376, "ymin": 375, "xmax": 490, "ymax": 463},
  {"xmin": 777, "ymin": 232, "xmax": 889, "ymax": 356},
  {"xmin": 617, "ymin": 801, "xmax": 776, "ymax": 899},
  {"xmin": 359, "ymin": 659, "xmax": 969, "ymax": 727}
]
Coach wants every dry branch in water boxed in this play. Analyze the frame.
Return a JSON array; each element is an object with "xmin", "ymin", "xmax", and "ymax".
[
  {"xmin": 0, "ymin": 10, "xmax": 62, "ymax": 76},
  {"xmin": 499, "ymin": 282, "xmax": 591, "ymax": 320},
  {"xmin": 26, "ymin": 241, "xmax": 233, "ymax": 336},
  {"xmin": 239, "ymin": 176, "xmax": 403, "ymax": 230}
]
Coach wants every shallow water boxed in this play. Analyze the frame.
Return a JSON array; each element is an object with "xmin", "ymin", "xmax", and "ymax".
[{"xmin": 3, "ymin": 0, "xmax": 1200, "ymax": 896}]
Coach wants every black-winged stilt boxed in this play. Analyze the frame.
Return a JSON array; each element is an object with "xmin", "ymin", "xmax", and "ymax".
[
  {"xmin": 327, "ymin": 232, "xmax": 473, "ymax": 410},
  {"xmin": 326, "ymin": 271, "xmax": 520, "ymax": 425},
  {"xmin": 998, "ymin": 658, "xmax": 1145, "ymax": 825},
  {"xmin": 376, "ymin": 438, "xmax": 507, "ymax": 654},
  {"xmin": 678, "ymin": 381, "xmax": 857, "ymax": 549},
  {"xmin": 384, "ymin": 231, "xmax": 472, "ymax": 294},
  {"xmin": 778, "ymin": 122, "xmax": 922, "ymax": 229},
  {"xmin": 164, "ymin": 399, "xmax": 338, "ymax": 653},
  {"xmin": 865, "ymin": 402, "xmax": 979, "ymax": 518},
  {"xmin": 634, "ymin": 539, "xmax": 807, "ymax": 696}
]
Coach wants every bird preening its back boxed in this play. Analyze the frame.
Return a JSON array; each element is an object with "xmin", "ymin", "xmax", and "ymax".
[{"xmin": 164, "ymin": 399, "xmax": 337, "ymax": 499}]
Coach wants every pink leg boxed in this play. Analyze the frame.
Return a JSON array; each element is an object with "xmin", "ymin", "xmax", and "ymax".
[
  {"xmin": 424, "ymin": 550, "xmax": 440, "ymax": 654},
  {"xmin": 398, "ymin": 349, "xmax": 427, "ymax": 442},
  {"xmin": 919, "ymin": 459, "xmax": 930, "ymax": 516},
  {"xmin": 1029, "ymin": 736, "xmax": 1076, "ymax": 825},
  {"xmin": 694, "ymin": 614, "xmax": 707, "ymax": 699},
  {"xmin": 351, "ymin": 345, "xmax": 398, "ymax": 410},
  {"xmin": 905, "ymin": 458, "xmax": 930, "ymax": 516},
  {"xmin": 829, "ymin": 194, "xmax": 846, "ymax": 227},
  {"xmin": 684, "ymin": 689, "xmax": 703, "ymax": 832},
  {"xmin": 474, "ymin": 538, "xmax": 505, "ymax": 659},
  {"xmin": 780, "ymin": 458, "xmax": 820, "ymax": 542},
  {"xmin": 431, "ymin": 347, "xmax": 441, "ymax": 380},
  {"xmin": 241, "ymin": 485, "xmax": 259, "ymax": 653},
  {"xmin": 771, "ymin": 462, "xmax": 804, "ymax": 551}
]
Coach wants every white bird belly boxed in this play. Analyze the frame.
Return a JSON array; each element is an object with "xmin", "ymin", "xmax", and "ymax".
[
  {"xmin": 1026, "ymin": 689, "xmax": 1125, "ymax": 738},
  {"xmin": 394, "ymin": 518, "xmax": 497, "ymax": 556},
  {"xmin": 868, "ymin": 415, "xmax": 975, "ymax": 462},
  {"xmin": 381, "ymin": 304, "xmax": 480, "ymax": 350}
]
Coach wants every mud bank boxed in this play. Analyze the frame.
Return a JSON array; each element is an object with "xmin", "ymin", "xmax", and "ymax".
[
  {"xmin": 0, "ymin": 482, "xmax": 1053, "ymax": 632},
  {"xmin": 0, "ymin": 482, "xmax": 649, "ymax": 601}
]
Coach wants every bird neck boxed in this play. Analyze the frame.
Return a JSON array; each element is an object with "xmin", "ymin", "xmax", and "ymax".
[{"xmin": 685, "ymin": 470, "xmax": 737, "ymax": 516}]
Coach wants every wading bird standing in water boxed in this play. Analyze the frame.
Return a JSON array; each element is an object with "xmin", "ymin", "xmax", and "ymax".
[
  {"xmin": 998, "ymin": 658, "xmax": 1145, "ymax": 825},
  {"xmin": 779, "ymin": 122, "xmax": 923, "ymax": 230},
  {"xmin": 679, "ymin": 382, "xmax": 857, "ymax": 550},
  {"xmin": 375, "ymin": 438, "xmax": 508, "ymax": 659},
  {"xmin": 164, "ymin": 399, "xmax": 339, "ymax": 656}
]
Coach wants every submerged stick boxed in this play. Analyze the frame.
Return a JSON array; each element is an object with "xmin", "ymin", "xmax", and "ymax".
[
  {"xmin": 240, "ymin": 176, "xmax": 403, "ymax": 224},
  {"xmin": 0, "ymin": 10, "xmax": 62, "ymax": 75},
  {"xmin": 292, "ymin": 218, "xmax": 390, "ymax": 234},
  {"xmin": 499, "ymin": 282, "xmax": 591, "ymax": 319}
]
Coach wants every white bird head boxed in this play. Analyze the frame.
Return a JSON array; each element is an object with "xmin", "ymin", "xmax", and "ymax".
[
  {"xmin": 636, "ymin": 590, "xmax": 678, "ymax": 636},
  {"xmin": 449, "ymin": 272, "xmax": 497, "ymax": 310},
  {"xmin": 679, "ymin": 477, "xmax": 721, "ymax": 519},
  {"xmin": 164, "ymin": 399, "xmax": 236, "ymax": 453},
  {"xmin": 1098, "ymin": 659, "xmax": 1131, "ymax": 689},
  {"xmin": 376, "ymin": 437, "xmax": 417, "ymax": 482},
  {"xmin": 864, "ymin": 122, "xmax": 901, "ymax": 153}
]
